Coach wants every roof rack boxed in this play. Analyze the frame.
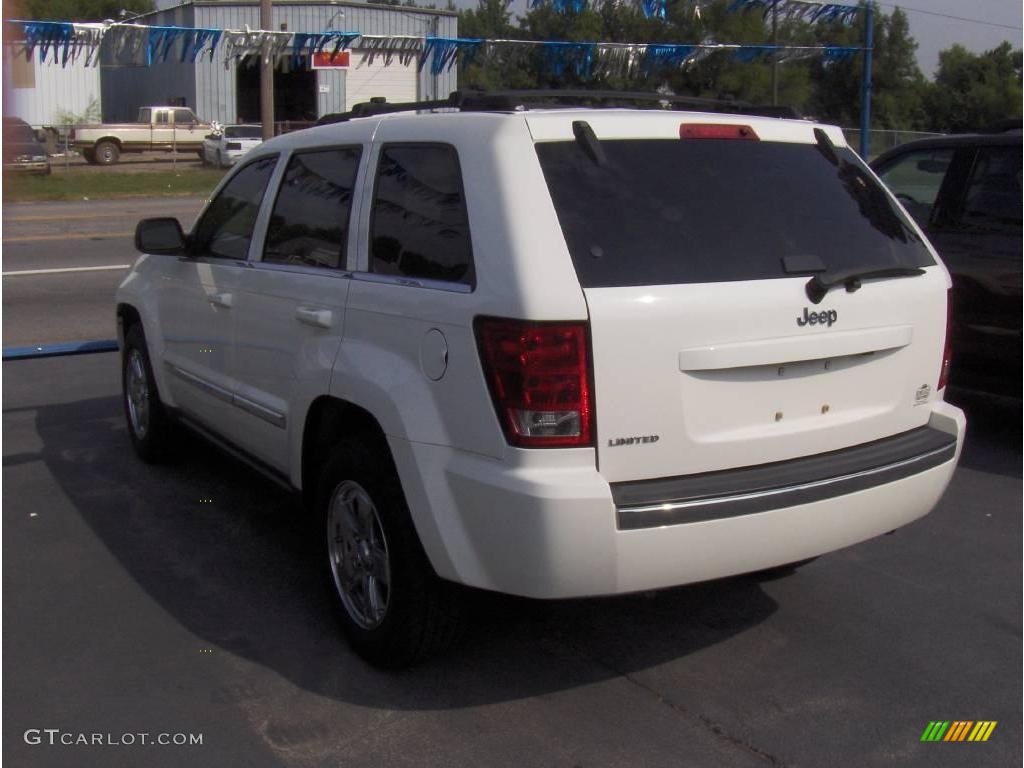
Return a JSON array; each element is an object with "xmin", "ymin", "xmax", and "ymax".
[{"xmin": 315, "ymin": 89, "xmax": 802, "ymax": 126}]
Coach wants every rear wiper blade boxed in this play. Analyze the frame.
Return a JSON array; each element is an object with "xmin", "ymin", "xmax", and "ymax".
[{"xmin": 805, "ymin": 266, "xmax": 926, "ymax": 304}]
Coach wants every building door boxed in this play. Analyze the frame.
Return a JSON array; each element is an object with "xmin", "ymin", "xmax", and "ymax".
[{"xmin": 236, "ymin": 57, "xmax": 318, "ymax": 125}]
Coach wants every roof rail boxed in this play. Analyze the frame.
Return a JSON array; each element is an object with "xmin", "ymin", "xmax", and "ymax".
[{"xmin": 315, "ymin": 89, "xmax": 802, "ymax": 126}]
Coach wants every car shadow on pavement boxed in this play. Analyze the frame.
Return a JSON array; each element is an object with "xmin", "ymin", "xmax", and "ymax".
[
  {"xmin": 947, "ymin": 391, "xmax": 1022, "ymax": 479},
  {"xmin": 26, "ymin": 394, "xmax": 782, "ymax": 711}
]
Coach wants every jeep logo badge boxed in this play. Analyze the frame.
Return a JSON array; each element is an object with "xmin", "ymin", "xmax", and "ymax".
[{"xmin": 797, "ymin": 307, "xmax": 838, "ymax": 327}]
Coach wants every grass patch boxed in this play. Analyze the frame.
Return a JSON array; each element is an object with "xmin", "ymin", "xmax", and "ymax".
[{"xmin": 3, "ymin": 168, "xmax": 227, "ymax": 202}]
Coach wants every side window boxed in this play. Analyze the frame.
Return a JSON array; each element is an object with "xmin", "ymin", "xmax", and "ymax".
[
  {"xmin": 138, "ymin": 108, "xmax": 151, "ymax": 123},
  {"xmin": 172, "ymin": 108, "xmax": 195, "ymax": 125},
  {"xmin": 957, "ymin": 146, "xmax": 1022, "ymax": 232},
  {"xmin": 369, "ymin": 144, "xmax": 473, "ymax": 285},
  {"xmin": 877, "ymin": 148, "xmax": 954, "ymax": 225},
  {"xmin": 191, "ymin": 156, "xmax": 277, "ymax": 260},
  {"xmin": 263, "ymin": 148, "xmax": 362, "ymax": 269},
  {"xmin": 154, "ymin": 111, "xmax": 169, "ymax": 125}
]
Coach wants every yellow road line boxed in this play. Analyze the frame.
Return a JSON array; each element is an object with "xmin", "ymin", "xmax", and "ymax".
[{"xmin": 2, "ymin": 231, "xmax": 133, "ymax": 243}]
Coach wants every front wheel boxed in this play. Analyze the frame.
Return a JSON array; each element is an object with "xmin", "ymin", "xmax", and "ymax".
[
  {"xmin": 122, "ymin": 324, "xmax": 175, "ymax": 463},
  {"xmin": 318, "ymin": 439, "xmax": 464, "ymax": 667}
]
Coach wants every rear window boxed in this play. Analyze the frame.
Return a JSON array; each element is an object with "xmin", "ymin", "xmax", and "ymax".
[
  {"xmin": 225, "ymin": 126, "xmax": 262, "ymax": 139},
  {"xmin": 536, "ymin": 138, "xmax": 935, "ymax": 288}
]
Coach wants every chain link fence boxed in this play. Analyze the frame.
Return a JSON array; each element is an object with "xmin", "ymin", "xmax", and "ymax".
[{"xmin": 842, "ymin": 129, "xmax": 946, "ymax": 161}]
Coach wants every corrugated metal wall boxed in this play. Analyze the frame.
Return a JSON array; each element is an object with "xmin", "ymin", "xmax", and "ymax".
[
  {"xmin": 98, "ymin": 2, "xmax": 458, "ymax": 125},
  {"xmin": 99, "ymin": 5, "xmax": 198, "ymax": 122},
  {"xmin": 3, "ymin": 50, "xmax": 102, "ymax": 127},
  {"xmin": 193, "ymin": 2, "xmax": 457, "ymax": 124}
]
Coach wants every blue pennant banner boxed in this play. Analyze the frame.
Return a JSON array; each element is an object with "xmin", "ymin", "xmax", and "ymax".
[
  {"xmin": 9, "ymin": 19, "xmax": 861, "ymax": 75},
  {"xmin": 22, "ymin": 21, "xmax": 75, "ymax": 65},
  {"xmin": 528, "ymin": 0, "xmax": 667, "ymax": 18},
  {"xmin": 421, "ymin": 37, "xmax": 484, "ymax": 75},
  {"xmin": 292, "ymin": 31, "xmax": 359, "ymax": 67},
  {"xmin": 727, "ymin": 0, "xmax": 861, "ymax": 26},
  {"xmin": 542, "ymin": 41, "xmax": 596, "ymax": 78}
]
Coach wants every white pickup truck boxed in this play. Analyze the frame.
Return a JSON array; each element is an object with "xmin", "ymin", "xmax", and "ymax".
[{"xmin": 70, "ymin": 106, "xmax": 211, "ymax": 165}]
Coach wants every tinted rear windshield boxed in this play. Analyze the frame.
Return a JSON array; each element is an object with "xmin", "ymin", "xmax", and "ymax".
[
  {"xmin": 536, "ymin": 138, "xmax": 934, "ymax": 288},
  {"xmin": 225, "ymin": 126, "xmax": 262, "ymax": 138}
]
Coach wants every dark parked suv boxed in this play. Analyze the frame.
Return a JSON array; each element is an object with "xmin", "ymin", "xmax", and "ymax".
[{"xmin": 872, "ymin": 125, "xmax": 1022, "ymax": 398}]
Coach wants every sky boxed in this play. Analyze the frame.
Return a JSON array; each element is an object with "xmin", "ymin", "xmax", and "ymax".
[
  {"xmin": 466, "ymin": 0, "xmax": 1024, "ymax": 79},
  {"xmin": 890, "ymin": 0, "xmax": 1023, "ymax": 77}
]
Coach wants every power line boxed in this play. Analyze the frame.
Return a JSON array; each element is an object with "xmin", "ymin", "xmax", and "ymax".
[{"xmin": 877, "ymin": 3, "xmax": 1023, "ymax": 31}]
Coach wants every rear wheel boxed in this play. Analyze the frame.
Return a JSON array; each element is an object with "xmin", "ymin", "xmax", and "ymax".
[
  {"xmin": 94, "ymin": 140, "xmax": 120, "ymax": 165},
  {"xmin": 122, "ymin": 324, "xmax": 175, "ymax": 463},
  {"xmin": 318, "ymin": 438, "xmax": 464, "ymax": 667}
]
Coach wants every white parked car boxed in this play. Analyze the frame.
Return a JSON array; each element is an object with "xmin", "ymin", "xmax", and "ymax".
[
  {"xmin": 201, "ymin": 124, "xmax": 263, "ymax": 168},
  {"xmin": 117, "ymin": 92, "xmax": 965, "ymax": 667}
]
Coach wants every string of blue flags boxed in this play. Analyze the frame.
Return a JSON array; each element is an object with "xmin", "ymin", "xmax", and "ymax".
[
  {"xmin": 526, "ymin": 0, "xmax": 862, "ymax": 22},
  {"xmin": 8, "ymin": 19, "xmax": 860, "ymax": 78}
]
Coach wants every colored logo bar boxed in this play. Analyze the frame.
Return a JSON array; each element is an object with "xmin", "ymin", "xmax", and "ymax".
[{"xmin": 921, "ymin": 721, "xmax": 997, "ymax": 742}]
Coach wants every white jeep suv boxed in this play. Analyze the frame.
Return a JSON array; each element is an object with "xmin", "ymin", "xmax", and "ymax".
[{"xmin": 118, "ymin": 93, "xmax": 966, "ymax": 666}]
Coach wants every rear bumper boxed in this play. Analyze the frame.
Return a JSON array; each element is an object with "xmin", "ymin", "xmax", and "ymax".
[{"xmin": 392, "ymin": 401, "xmax": 965, "ymax": 599}]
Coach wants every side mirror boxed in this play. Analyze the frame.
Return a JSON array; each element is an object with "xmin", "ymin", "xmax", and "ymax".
[{"xmin": 135, "ymin": 217, "xmax": 187, "ymax": 255}]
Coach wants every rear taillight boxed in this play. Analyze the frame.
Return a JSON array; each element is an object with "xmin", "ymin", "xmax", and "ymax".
[
  {"xmin": 68, "ymin": 128, "xmax": 75, "ymax": 140},
  {"xmin": 679, "ymin": 123, "xmax": 759, "ymax": 140},
  {"xmin": 938, "ymin": 289, "xmax": 953, "ymax": 390},
  {"xmin": 475, "ymin": 317, "xmax": 593, "ymax": 448}
]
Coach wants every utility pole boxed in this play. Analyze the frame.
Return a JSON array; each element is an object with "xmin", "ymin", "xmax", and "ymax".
[
  {"xmin": 859, "ymin": 3, "xmax": 874, "ymax": 158},
  {"xmin": 260, "ymin": 0, "xmax": 274, "ymax": 140},
  {"xmin": 771, "ymin": 0, "xmax": 778, "ymax": 106}
]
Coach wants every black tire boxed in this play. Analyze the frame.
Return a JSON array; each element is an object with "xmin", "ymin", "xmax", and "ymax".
[
  {"xmin": 318, "ymin": 437, "xmax": 464, "ymax": 668},
  {"xmin": 122, "ymin": 323, "xmax": 176, "ymax": 463},
  {"xmin": 94, "ymin": 140, "xmax": 120, "ymax": 165}
]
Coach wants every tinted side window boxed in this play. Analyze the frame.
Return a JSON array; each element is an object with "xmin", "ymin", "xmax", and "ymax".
[
  {"xmin": 263, "ymin": 148, "xmax": 361, "ymax": 269},
  {"xmin": 173, "ymin": 108, "xmax": 195, "ymax": 124},
  {"xmin": 877, "ymin": 148, "xmax": 954, "ymax": 225},
  {"xmin": 370, "ymin": 144, "xmax": 473, "ymax": 285},
  {"xmin": 957, "ymin": 146, "xmax": 1022, "ymax": 232},
  {"xmin": 192, "ymin": 156, "xmax": 277, "ymax": 260}
]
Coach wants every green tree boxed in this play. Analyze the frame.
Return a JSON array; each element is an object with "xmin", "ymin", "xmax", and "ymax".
[
  {"xmin": 924, "ymin": 42, "xmax": 1023, "ymax": 132},
  {"xmin": 21, "ymin": 0, "xmax": 153, "ymax": 22},
  {"xmin": 809, "ymin": 6, "xmax": 925, "ymax": 129}
]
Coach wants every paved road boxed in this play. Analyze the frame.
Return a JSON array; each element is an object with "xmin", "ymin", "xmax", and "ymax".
[
  {"xmin": 2, "ymin": 197, "xmax": 207, "ymax": 347},
  {"xmin": 3, "ymin": 353, "xmax": 1021, "ymax": 768}
]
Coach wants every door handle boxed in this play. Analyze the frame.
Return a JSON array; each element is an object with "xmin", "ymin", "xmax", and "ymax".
[
  {"xmin": 295, "ymin": 307, "xmax": 333, "ymax": 329},
  {"xmin": 208, "ymin": 292, "xmax": 233, "ymax": 308}
]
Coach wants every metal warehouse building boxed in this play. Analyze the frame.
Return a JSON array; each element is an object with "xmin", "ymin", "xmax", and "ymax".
[{"xmin": 101, "ymin": 1, "xmax": 458, "ymax": 125}]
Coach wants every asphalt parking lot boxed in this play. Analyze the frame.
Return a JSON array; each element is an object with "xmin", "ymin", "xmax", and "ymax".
[{"xmin": 2, "ymin": 352, "xmax": 1021, "ymax": 768}]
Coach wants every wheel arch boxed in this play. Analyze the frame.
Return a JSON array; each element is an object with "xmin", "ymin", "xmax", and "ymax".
[
  {"xmin": 116, "ymin": 302, "xmax": 142, "ymax": 350},
  {"xmin": 300, "ymin": 396, "xmax": 392, "ymax": 509}
]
